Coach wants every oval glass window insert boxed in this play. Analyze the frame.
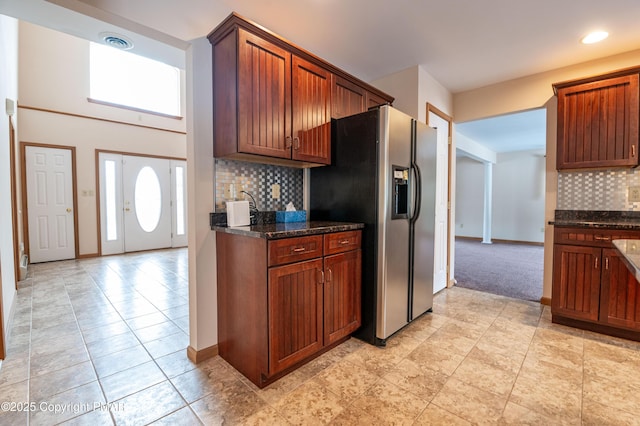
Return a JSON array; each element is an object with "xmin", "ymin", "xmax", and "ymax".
[{"xmin": 134, "ymin": 166, "xmax": 162, "ymax": 232}]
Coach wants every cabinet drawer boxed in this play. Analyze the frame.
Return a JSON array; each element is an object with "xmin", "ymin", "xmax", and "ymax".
[
  {"xmin": 268, "ymin": 235, "xmax": 323, "ymax": 266},
  {"xmin": 554, "ymin": 227, "xmax": 640, "ymax": 248},
  {"xmin": 324, "ymin": 230, "xmax": 362, "ymax": 255}
]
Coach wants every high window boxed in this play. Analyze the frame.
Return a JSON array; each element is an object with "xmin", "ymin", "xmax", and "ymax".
[{"xmin": 89, "ymin": 43, "xmax": 181, "ymax": 117}]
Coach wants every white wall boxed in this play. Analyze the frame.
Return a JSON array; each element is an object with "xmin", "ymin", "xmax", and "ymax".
[
  {"xmin": 371, "ymin": 64, "xmax": 453, "ymax": 123},
  {"xmin": 418, "ymin": 66, "xmax": 453, "ymax": 122},
  {"xmin": 18, "ymin": 22, "xmax": 187, "ymax": 256},
  {"xmin": 371, "ymin": 66, "xmax": 420, "ymax": 119},
  {"xmin": 456, "ymin": 150, "xmax": 546, "ymax": 243},
  {"xmin": 187, "ymin": 37, "xmax": 217, "ymax": 352},
  {"xmin": 455, "ymin": 156, "xmax": 484, "ymax": 238},
  {"xmin": 493, "ymin": 150, "xmax": 546, "ymax": 242},
  {"xmin": 0, "ymin": 14, "xmax": 18, "ymax": 348}
]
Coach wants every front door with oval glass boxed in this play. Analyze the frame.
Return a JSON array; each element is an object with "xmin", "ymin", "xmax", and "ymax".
[{"xmin": 99, "ymin": 153, "xmax": 187, "ymax": 254}]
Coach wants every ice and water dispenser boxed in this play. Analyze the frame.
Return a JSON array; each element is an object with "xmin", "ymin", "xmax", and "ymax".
[{"xmin": 392, "ymin": 165, "xmax": 409, "ymax": 219}]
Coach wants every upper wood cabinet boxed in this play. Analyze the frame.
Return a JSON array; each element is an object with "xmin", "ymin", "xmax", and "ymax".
[
  {"xmin": 365, "ymin": 91, "xmax": 389, "ymax": 110},
  {"xmin": 553, "ymin": 69, "xmax": 640, "ymax": 170},
  {"xmin": 332, "ymin": 75, "xmax": 389, "ymax": 119},
  {"xmin": 291, "ymin": 56, "xmax": 332, "ymax": 164},
  {"xmin": 332, "ymin": 75, "xmax": 366, "ymax": 119},
  {"xmin": 209, "ymin": 13, "xmax": 393, "ymax": 167},
  {"xmin": 236, "ymin": 30, "xmax": 291, "ymax": 160}
]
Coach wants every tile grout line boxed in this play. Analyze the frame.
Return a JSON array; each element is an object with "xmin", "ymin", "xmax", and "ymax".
[
  {"xmin": 82, "ymin": 253, "xmax": 193, "ymax": 424},
  {"xmin": 55, "ymin": 260, "xmax": 115, "ymax": 425}
]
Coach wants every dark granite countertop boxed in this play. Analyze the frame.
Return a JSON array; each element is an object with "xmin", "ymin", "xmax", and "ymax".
[
  {"xmin": 550, "ymin": 210, "xmax": 640, "ymax": 230},
  {"xmin": 212, "ymin": 220, "xmax": 364, "ymax": 239}
]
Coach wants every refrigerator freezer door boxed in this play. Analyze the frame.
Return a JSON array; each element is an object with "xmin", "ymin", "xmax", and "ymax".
[
  {"xmin": 376, "ymin": 106, "xmax": 412, "ymax": 340},
  {"xmin": 411, "ymin": 121, "xmax": 437, "ymax": 318}
]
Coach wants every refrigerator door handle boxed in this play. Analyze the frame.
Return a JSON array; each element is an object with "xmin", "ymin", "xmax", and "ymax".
[
  {"xmin": 410, "ymin": 163, "xmax": 422, "ymax": 224},
  {"xmin": 410, "ymin": 120, "xmax": 422, "ymax": 224}
]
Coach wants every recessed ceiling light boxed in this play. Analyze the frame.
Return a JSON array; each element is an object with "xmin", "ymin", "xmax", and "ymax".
[
  {"xmin": 99, "ymin": 32, "xmax": 134, "ymax": 50},
  {"xmin": 581, "ymin": 31, "xmax": 608, "ymax": 44}
]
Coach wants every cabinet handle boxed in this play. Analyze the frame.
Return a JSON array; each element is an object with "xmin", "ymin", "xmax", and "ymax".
[
  {"xmin": 339, "ymin": 239, "xmax": 350, "ymax": 245},
  {"xmin": 291, "ymin": 247, "xmax": 306, "ymax": 253},
  {"xmin": 594, "ymin": 236, "xmax": 611, "ymax": 241},
  {"xmin": 605, "ymin": 257, "xmax": 609, "ymax": 270},
  {"xmin": 633, "ymin": 145, "xmax": 636, "ymax": 158},
  {"xmin": 285, "ymin": 136, "xmax": 292, "ymax": 149},
  {"xmin": 595, "ymin": 257, "xmax": 598, "ymax": 269},
  {"xmin": 327, "ymin": 268, "xmax": 333, "ymax": 283},
  {"xmin": 318, "ymin": 269, "xmax": 325, "ymax": 284},
  {"xmin": 293, "ymin": 137, "xmax": 300, "ymax": 150}
]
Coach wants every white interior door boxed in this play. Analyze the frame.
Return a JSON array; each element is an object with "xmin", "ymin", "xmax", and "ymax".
[
  {"xmin": 429, "ymin": 112, "xmax": 450, "ymax": 294},
  {"xmin": 170, "ymin": 160, "xmax": 187, "ymax": 247},
  {"xmin": 122, "ymin": 155, "xmax": 172, "ymax": 252},
  {"xmin": 26, "ymin": 146, "xmax": 75, "ymax": 263}
]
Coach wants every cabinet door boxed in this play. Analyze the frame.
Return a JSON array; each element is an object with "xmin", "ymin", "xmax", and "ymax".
[
  {"xmin": 324, "ymin": 250, "xmax": 362, "ymax": 345},
  {"xmin": 557, "ymin": 74, "xmax": 639, "ymax": 169},
  {"xmin": 600, "ymin": 249, "xmax": 640, "ymax": 330},
  {"xmin": 552, "ymin": 244, "xmax": 601, "ymax": 322},
  {"xmin": 238, "ymin": 29, "xmax": 292, "ymax": 159},
  {"xmin": 268, "ymin": 259, "xmax": 324, "ymax": 374},
  {"xmin": 291, "ymin": 55, "xmax": 332, "ymax": 164},
  {"xmin": 332, "ymin": 75, "xmax": 366, "ymax": 119}
]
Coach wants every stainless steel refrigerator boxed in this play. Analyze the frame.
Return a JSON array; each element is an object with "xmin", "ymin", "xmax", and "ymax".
[{"xmin": 310, "ymin": 105, "xmax": 437, "ymax": 346}]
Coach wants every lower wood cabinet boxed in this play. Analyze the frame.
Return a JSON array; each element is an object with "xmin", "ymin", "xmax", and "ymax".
[
  {"xmin": 600, "ymin": 249, "xmax": 640, "ymax": 330},
  {"xmin": 268, "ymin": 258, "xmax": 324, "ymax": 374},
  {"xmin": 552, "ymin": 227, "xmax": 640, "ymax": 338},
  {"xmin": 216, "ymin": 229, "xmax": 361, "ymax": 388},
  {"xmin": 552, "ymin": 244, "xmax": 601, "ymax": 322}
]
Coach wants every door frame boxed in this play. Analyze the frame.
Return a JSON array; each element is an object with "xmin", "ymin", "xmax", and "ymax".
[
  {"xmin": 21, "ymin": 142, "xmax": 79, "ymax": 262},
  {"xmin": 95, "ymin": 149, "xmax": 187, "ymax": 256},
  {"xmin": 426, "ymin": 103, "xmax": 454, "ymax": 288},
  {"xmin": 10, "ymin": 118, "xmax": 19, "ymax": 286}
]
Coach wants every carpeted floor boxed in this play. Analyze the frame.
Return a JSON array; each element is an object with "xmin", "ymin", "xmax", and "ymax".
[{"xmin": 454, "ymin": 238, "xmax": 543, "ymax": 302}]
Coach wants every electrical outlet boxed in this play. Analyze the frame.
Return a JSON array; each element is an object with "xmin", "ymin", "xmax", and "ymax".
[
  {"xmin": 629, "ymin": 186, "xmax": 640, "ymax": 202},
  {"xmin": 237, "ymin": 184, "xmax": 244, "ymax": 198},
  {"xmin": 271, "ymin": 184, "xmax": 281, "ymax": 199},
  {"xmin": 224, "ymin": 183, "xmax": 234, "ymax": 200}
]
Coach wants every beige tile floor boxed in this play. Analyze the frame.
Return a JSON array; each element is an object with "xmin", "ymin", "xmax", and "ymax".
[{"xmin": 1, "ymin": 249, "xmax": 640, "ymax": 425}]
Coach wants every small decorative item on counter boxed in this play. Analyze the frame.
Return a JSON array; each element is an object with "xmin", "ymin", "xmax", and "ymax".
[{"xmin": 276, "ymin": 202, "xmax": 307, "ymax": 223}]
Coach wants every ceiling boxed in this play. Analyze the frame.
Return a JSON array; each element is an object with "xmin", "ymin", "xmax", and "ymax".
[
  {"xmin": 456, "ymin": 109, "xmax": 547, "ymax": 154},
  {"xmin": 3, "ymin": 0, "xmax": 640, "ymax": 153},
  {"xmin": 38, "ymin": 0, "xmax": 640, "ymax": 93}
]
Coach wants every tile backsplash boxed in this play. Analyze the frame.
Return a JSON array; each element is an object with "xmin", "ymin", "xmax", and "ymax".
[
  {"xmin": 557, "ymin": 168, "xmax": 640, "ymax": 211},
  {"xmin": 214, "ymin": 159, "xmax": 304, "ymax": 211}
]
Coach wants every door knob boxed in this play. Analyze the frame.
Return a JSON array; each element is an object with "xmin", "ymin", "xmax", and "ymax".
[
  {"xmin": 125, "ymin": 208, "xmax": 131, "ymax": 212},
  {"xmin": 66, "ymin": 208, "xmax": 72, "ymax": 213}
]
